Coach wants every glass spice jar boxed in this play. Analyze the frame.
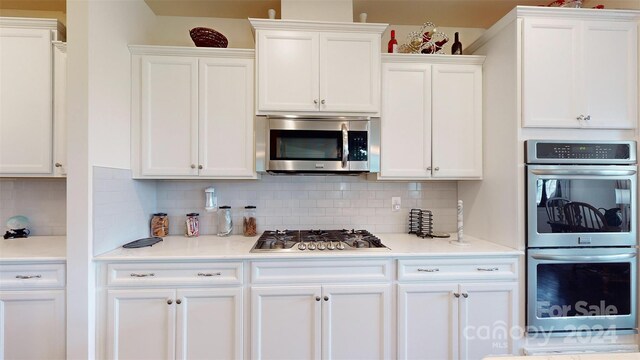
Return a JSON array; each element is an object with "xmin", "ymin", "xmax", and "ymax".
[
  {"xmin": 185, "ymin": 213, "xmax": 200, "ymax": 237},
  {"xmin": 150, "ymin": 213, "xmax": 169, "ymax": 237},
  {"xmin": 217, "ymin": 206, "xmax": 233, "ymax": 236},
  {"xmin": 243, "ymin": 206, "xmax": 257, "ymax": 236}
]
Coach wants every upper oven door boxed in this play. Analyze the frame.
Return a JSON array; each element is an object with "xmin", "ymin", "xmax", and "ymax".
[
  {"xmin": 267, "ymin": 118, "xmax": 369, "ymax": 172},
  {"xmin": 527, "ymin": 165, "xmax": 637, "ymax": 248}
]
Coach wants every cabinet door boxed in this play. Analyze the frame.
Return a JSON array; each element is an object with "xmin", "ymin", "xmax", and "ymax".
[
  {"xmin": 380, "ymin": 62, "xmax": 432, "ymax": 179},
  {"xmin": 522, "ymin": 18, "xmax": 581, "ymax": 128},
  {"xmin": 432, "ymin": 64, "xmax": 482, "ymax": 178},
  {"xmin": 322, "ymin": 284, "xmax": 391, "ymax": 360},
  {"xmin": 582, "ymin": 20, "xmax": 637, "ymax": 129},
  {"xmin": 251, "ymin": 286, "xmax": 321, "ymax": 360},
  {"xmin": 199, "ymin": 57, "xmax": 255, "ymax": 178},
  {"xmin": 0, "ymin": 290, "xmax": 65, "ymax": 359},
  {"xmin": 0, "ymin": 28, "xmax": 53, "ymax": 174},
  {"xmin": 140, "ymin": 56, "xmax": 198, "ymax": 176},
  {"xmin": 257, "ymin": 30, "xmax": 319, "ymax": 112},
  {"xmin": 106, "ymin": 289, "xmax": 176, "ymax": 360},
  {"xmin": 52, "ymin": 42, "xmax": 67, "ymax": 176},
  {"xmin": 176, "ymin": 287, "xmax": 243, "ymax": 360},
  {"xmin": 319, "ymin": 32, "xmax": 380, "ymax": 113},
  {"xmin": 397, "ymin": 284, "xmax": 458, "ymax": 360},
  {"xmin": 459, "ymin": 282, "xmax": 518, "ymax": 360}
]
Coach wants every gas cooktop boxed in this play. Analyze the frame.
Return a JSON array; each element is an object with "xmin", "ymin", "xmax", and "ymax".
[{"xmin": 250, "ymin": 229, "xmax": 390, "ymax": 253}]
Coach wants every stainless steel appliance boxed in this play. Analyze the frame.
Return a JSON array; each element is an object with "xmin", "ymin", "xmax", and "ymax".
[
  {"xmin": 255, "ymin": 116, "xmax": 380, "ymax": 174},
  {"xmin": 250, "ymin": 229, "xmax": 389, "ymax": 253},
  {"xmin": 525, "ymin": 140, "xmax": 638, "ymax": 334}
]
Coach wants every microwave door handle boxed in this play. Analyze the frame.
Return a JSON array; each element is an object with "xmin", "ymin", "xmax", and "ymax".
[
  {"xmin": 530, "ymin": 169, "xmax": 637, "ymax": 176},
  {"xmin": 342, "ymin": 123, "xmax": 349, "ymax": 169},
  {"xmin": 531, "ymin": 253, "xmax": 637, "ymax": 262}
]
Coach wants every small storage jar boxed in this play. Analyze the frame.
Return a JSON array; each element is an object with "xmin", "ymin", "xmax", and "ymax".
[{"xmin": 243, "ymin": 206, "xmax": 257, "ymax": 236}]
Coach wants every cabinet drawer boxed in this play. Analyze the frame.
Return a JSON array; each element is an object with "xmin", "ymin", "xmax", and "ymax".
[
  {"xmin": 0, "ymin": 263, "xmax": 66, "ymax": 289},
  {"xmin": 251, "ymin": 259, "xmax": 392, "ymax": 284},
  {"xmin": 106, "ymin": 262, "xmax": 243, "ymax": 287},
  {"xmin": 398, "ymin": 257, "xmax": 518, "ymax": 281}
]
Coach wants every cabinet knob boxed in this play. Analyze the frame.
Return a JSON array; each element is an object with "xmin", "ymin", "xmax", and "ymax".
[
  {"xmin": 462, "ymin": 293, "xmax": 469, "ymax": 298},
  {"xmin": 176, "ymin": 299, "xmax": 182, "ymax": 305},
  {"xmin": 453, "ymin": 293, "xmax": 460, "ymax": 298},
  {"xmin": 314, "ymin": 99, "xmax": 319, "ymax": 105},
  {"xmin": 198, "ymin": 165, "xmax": 203, "ymax": 170},
  {"xmin": 316, "ymin": 296, "xmax": 321, "ymax": 302},
  {"xmin": 323, "ymin": 296, "xmax": 329, "ymax": 301},
  {"xmin": 576, "ymin": 115, "xmax": 585, "ymax": 121},
  {"xmin": 427, "ymin": 166, "xmax": 432, "ymax": 171},
  {"xmin": 584, "ymin": 115, "xmax": 591, "ymax": 121},
  {"xmin": 55, "ymin": 162, "xmax": 62, "ymax": 168},
  {"xmin": 167, "ymin": 299, "xmax": 173, "ymax": 305},
  {"xmin": 191, "ymin": 164, "xmax": 196, "ymax": 169},
  {"xmin": 321, "ymin": 99, "xmax": 326, "ymax": 105},
  {"xmin": 434, "ymin": 167, "xmax": 440, "ymax": 171}
]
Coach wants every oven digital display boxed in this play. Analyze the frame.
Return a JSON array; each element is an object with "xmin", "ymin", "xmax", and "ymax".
[{"xmin": 536, "ymin": 143, "xmax": 630, "ymax": 160}]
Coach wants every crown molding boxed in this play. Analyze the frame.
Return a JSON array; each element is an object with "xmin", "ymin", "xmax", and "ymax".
[
  {"xmin": 52, "ymin": 41, "xmax": 66, "ymax": 52},
  {"xmin": 382, "ymin": 53, "xmax": 485, "ymax": 65},
  {"xmin": 129, "ymin": 45, "xmax": 255, "ymax": 58},
  {"xmin": 249, "ymin": 18, "xmax": 388, "ymax": 34}
]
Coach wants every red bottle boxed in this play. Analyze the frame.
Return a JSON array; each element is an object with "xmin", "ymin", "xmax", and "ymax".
[{"xmin": 388, "ymin": 30, "xmax": 398, "ymax": 53}]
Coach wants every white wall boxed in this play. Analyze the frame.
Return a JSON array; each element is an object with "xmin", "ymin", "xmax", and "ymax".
[
  {"xmin": 281, "ymin": 0, "xmax": 353, "ymax": 21},
  {"xmin": 66, "ymin": 0, "xmax": 156, "ymax": 358}
]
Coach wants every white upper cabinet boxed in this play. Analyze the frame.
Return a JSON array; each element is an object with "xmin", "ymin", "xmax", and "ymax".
[
  {"xmin": 380, "ymin": 55, "xmax": 484, "ymax": 180},
  {"xmin": 131, "ymin": 46, "xmax": 256, "ymax": 179},
  {"xmin": 0, "ymin": 18, "xmax": 65, "ymax": 176},
  {"xmin": 250, "ymin": 19, "xmax": 387, "ymax": 115},
  {"xmin": 522, "ymin": 15, "xmax": 638, "ymax": 128},
  {"xmin": 52, "ymin": 41, "xmax": 67, "ymax": 176}
]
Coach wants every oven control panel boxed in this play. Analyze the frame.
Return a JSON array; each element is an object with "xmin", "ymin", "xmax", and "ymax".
[{"xmin": 526, "ymin": 141, "xmax": 636, "ymax": 164}]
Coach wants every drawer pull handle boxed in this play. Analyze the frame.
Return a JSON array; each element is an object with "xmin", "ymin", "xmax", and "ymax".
[
  {"xmin": 130, "ymin": 273, "xmax": 155, "ymax": 277},
  {"xmin": 15, "ymin": 275, "xmax": 42, "ymax": 279},
  {"xmin": 417, "ymin": 268, "xmax": 439, "ymax": 272},
  {"xmin": 197, "ymin": 272, "xmax": 222, "ymax": 277},
  {"xmin": 477, "ymin": 267, "xmax": 499, "ymax": 272}
]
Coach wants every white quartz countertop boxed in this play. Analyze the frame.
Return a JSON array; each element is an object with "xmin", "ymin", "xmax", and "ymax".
[
  {"xmin": 0, "ymin": 236, "xmax": 66, "ymax": 263},
  {"xmin": 94, "ymin": 233, "xmax": 522, "ymax": 261}
]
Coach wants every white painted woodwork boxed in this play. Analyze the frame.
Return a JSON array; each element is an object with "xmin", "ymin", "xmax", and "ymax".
[
  {"xmin": 140, "ymin": 56, "xmax": 198, "ymax": 176},
  {"xmin": 251, "ymin": 286, "xmax": 322, "ymax": 360},
  {"xmin": 256, "ymin": 30, "xmax": 319, "ymax": 112},
  {"xmin": 397, "ymin": 257, "xmax": 518, "ymax": 282},
  {"xmin": 0, "ymin": 27, "xmax": 53, "ymax": 174},
  {"xmin": 52, "ymin": 42, "xmax": 67, "ymax": 176},
  {"xmin": 322, "ymin": 284, "xmax": 391, "ymax": 360},
  {"xmin": 106, "ymin": 261, "xmax": 243, "ymax": 287},
  {"xmin": 522, "ymin": 17, "xmax": 637, "ymax": 129},
  {"xmin": 0, "ymin": 263, "xmax": 66, "ymax": 289},
  {"xmin": 459, "ymin": 282, "xmax": 518, "ymax": 360},
  {"xmin": 251, "ymin": 20, "xmax": 386, "ymax": 115},
  {"xmin": 319, "ymin": 32, "xmax": 380, "ymax": 113},
  {"xmin": 398, "ymin": 284, "xmax": 458, "ymax": 360},
  {"xmin": 132, "ymin": 46, "xmax": 257, "ymax": 179},
  {"xmin": 380, "ymin": 62, "xmax": 432, "ymax": 179},
  {"xmin": 250, "ymin": 259, "xmax": 392, "ymax": 284},
  {"xmin": 0, "ymin": 290, "xmax": 65, "ymax": 359},
  {"xmin": 431, "ymin": 64, "xmax": 483, "ymax": 178},
  {"xmin": 380, "ymin": 55, "xmax": 484, "ymax": 180},
  {"xmin": 175, "ymin": 288, "xmax": 243, "ymax": 360},
  {"xmin": 106, "ymin": 289, "xmax": 176, "ymax": 360},
  {"xmin": 198, "ymin": 57, "xmax": 255, "ymax": 177}
]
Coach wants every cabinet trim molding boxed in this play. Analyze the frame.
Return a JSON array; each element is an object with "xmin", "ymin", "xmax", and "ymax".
[
  {"xmin": 249, "ymin": 18, "xmax": 387, "ymax": 34},
  {"xmin": 382, "ymin": 53, "xmax": 485, "ymax": 65},
  {"xmin": 129, "ymin": 44, "xmax": 255, "ymax": 58}
]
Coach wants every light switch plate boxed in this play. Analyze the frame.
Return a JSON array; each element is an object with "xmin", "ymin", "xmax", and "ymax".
[{"xmin": 392, "ymin": 197, "xmax": 401, "ymax": 211}]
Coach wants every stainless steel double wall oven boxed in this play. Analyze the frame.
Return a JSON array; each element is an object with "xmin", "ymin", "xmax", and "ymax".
[{"xmin": 526, "ymin": 140, "xmax": 638, "ymax": 334}]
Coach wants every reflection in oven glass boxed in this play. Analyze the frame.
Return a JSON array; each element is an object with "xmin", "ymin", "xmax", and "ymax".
[{"xmin": 536, "ymin": 263, "xmax": 631, "ymax": 318}]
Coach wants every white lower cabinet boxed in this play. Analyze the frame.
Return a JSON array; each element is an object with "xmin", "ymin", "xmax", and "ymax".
[
  {"xmin": 251, "ymin": 284, "xmax": 391, "ymax": 360},
  {"xmin": 397, "ymin": 258, "xmax": 519, "ymax": 360},
  {"xmin": 0, "ymin": 262, "xmax": 66, "ymax": 359},
  {"xmin": 101, "ymin": 262, "xmax": 243, "ymax": 360}
]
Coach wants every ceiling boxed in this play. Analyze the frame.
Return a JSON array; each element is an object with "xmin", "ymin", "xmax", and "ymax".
[{"xmin": 1, "ymin": 0, "xmax": 638, "ymax": 28}]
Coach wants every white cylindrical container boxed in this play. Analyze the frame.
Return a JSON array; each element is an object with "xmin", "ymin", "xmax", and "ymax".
[
  {"xmin": 217, "ymin": 206, "xmax": 233, "ymax": 236},
  {"xmin": 268, "ymin": 8, "xmax": 276, "ymax": 19},
  {"xmin": 457, "ymin": 200, "xmax": 464, "ymax": 241},
  {"xmin": 205, "ymin": 187, "xmax": 217, "ymax": 212},
  {"xmin": 359, "ymin": 12, "xmax": 367, "ymax": 23}
]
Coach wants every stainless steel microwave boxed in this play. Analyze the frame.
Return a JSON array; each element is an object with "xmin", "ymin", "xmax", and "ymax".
[{"xmin": 255, "ymin": 116, "xmax": 380, "ymax": 174}]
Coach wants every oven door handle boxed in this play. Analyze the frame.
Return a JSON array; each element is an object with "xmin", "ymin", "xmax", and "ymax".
[
  {"xmin": 342, "ymin": 123, "xmax": 349, "ymax": 169},
  {"xmin": 529, "ymin": 169, "xmax": 636, "ymax": 176},
  {"xmin": 531, "ymin": 253, "xmax": 637, "ymax": 261}
]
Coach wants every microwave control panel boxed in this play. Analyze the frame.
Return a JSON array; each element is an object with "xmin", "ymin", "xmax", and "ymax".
[{"xmin": 348, "ymin": 131, "xmax": 368, "ymax": 161}]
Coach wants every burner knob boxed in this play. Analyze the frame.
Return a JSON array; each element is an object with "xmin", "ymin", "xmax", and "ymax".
[
  {"xmin": 298, "ymin": 242, "xmax": 307, "ymax": 250},
  {"xmin": 327, "ymin": 242, "xmax": 336, "ymax": 250},
  {"xmin": 308, "ymin": 242, "xmax": 317, "ymax": 250},
  {"xmin": 317, "ymin": 242, "xmax": 326, "ymax": 250},
  {"xmin": 336, "ymin": 242, "xmax": 345, "ymax": 250}
]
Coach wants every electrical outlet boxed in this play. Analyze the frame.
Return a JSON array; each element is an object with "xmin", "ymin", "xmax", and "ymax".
[{"xmin": 392, "ymin": 197, "xmax": 401, "ymax": 212}]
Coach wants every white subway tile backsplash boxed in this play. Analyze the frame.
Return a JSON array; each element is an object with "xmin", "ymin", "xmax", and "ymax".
[{"xmin": 0, "ymin": 179, "xmax": 66, "ymax": 236}]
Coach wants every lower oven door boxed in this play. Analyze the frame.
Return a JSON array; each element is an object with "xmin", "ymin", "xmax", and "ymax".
[{"xmin": 527, "ymin": 247, "xmax": 637, "ymax": 333}]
